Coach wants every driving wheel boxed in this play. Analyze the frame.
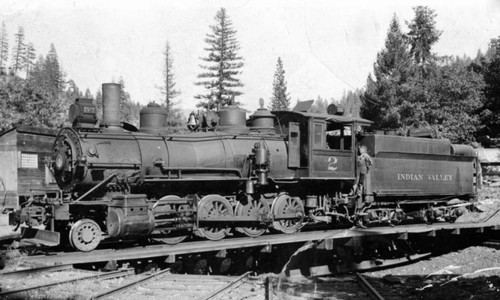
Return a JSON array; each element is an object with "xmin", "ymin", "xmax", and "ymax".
[
  {"xmin": 235, "ymin": 197, "xmax": 269, "ymax": 237},
  {"xmin": 271, "ymin": 194, "xmax": 304, "ymax": 234},
  {"xmin": 196, "ymin": 195, "xmax": 233, "ymax": 240}
]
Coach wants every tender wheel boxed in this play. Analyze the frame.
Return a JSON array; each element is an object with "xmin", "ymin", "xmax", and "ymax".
[
  {"xmin": 271, "ymin": 194, "xmax": 304, "ymax": 234},
  {"xmin": 152, "ymin": 195, "xmax": 189, "ymax": 244},
  {"xmin": 197, "ymin": 195, "xmax": 233, "ymax": 240},
  {"xmin": 390, "ymin": 210, "xmax": 405, "ymax": 224},
  {"xmin": 69, "ymin": 219, "xmax": 102, "ymax": 252},
  {"xmin": 235, "ymin": 197, "xmax": 270, "ymax": 237}
]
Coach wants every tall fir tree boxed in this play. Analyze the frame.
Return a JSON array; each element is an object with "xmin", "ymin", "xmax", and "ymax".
[
  {"xmin": 11, "ymin": 26, "xmax": 25, "ymax": 76},
  {"xmin": 95, "ymin": 88, "xmax": 103, "ymax": 124},
  {"xmin": 406, "ymin": 6, "xmax": 441, "ymax": 68},
  {"xmin": 27, "ymin": 51, "xmax": 65, "ymax": 128},
  {"xmin": 160, "ymin": 41, "xmax": 179, "ymax": 115},
  {"xmin": 118, "ymin": 77, "xmax": 133, "ymax": 123},
  {"xmin": 196, "ymin": 7, "xmax": 244, "ymax": 110},
  {"xmin": 340, "ymin": 90, "xmax": 362, "ymax": 118},
  {"xmin": 269, "ymin": 57, "xmax": 291, "ymax": 111},
  {"xmin": 24, "ymin": 42, "xmax": 36, "ymax": 79},
  {"xmin": 84, "ymin": 88, "xmax": 93, "ymax": 99},
  {"xmin": 310, "ymin": 95, "xmax": 328, "ymax": 114},
  {"xmin": 0, "ymin": 22, "xmax": 8, "ymax": 75},
  {"xmin": 362, "ymin": 14, "xmax": 411, "ymax": 131},
  {"xmin": 479, "ymin": 37, "xmax": 500, "ymax": 138},
  {"xmin": 44, "ymin": 44, "xmax": 64, "ymax": 95}
]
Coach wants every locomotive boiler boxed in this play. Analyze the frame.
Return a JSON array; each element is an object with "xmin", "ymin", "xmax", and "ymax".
[{"xmin": 11, "ymin": 83, "xmax": 478, "ymax": 251}]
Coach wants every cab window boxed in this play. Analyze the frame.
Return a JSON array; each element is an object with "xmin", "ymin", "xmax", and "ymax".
[{"xmin": 326, "ymin": 124, "xmax": 352, "ymax": 150}]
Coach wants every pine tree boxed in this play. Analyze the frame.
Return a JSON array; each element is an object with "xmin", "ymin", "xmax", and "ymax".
[
  {"xmin": 0, "ymin": 22, "xmax": 8, "ymax": 75},
  {"xmin": 160, "ymin": 41, "xmax": 179, "ymax": 115},
  {"xmin": 310, "ymin": 95, "xmax": 328, "ymax": 114},
  {"xmin": 84, "ymin": 88, "xmax": 93, "ymax": 99},
  {"xmin": 118, "ymin": 77, "xmax": 133, "ymax": 123},
  {"xmin": 24, "ymin": 42, "xmax": 36, "ymax": 79},
  {"xmin": 269, "ymin": 57, "xmax": 291, "ymax": 111},
  {"xmin": 45, "ymin": 44, "xmax": 64, "ymax": 95},
  {"xmin": 407, "ymin": 6, "xmax": 441, "ymax": 68},
  {"xmin": 65, "ymin": 79, "xmax": 82, "ymax": 100},
  {"xmin": 340, "ymin": 90, "xmax": 362, "ymax": 117},
  {"xmin": 196, "ymin": 7, "xmax": 244, "ymax": 110},
  {"xmin": 95, "ymin": 88, "xmax": 103, "ymax": 124},
  {"xmin": 362, "ymin": 14, "xmax": 411, "ymax": 130},
  {"xmin": 480, "ymin": 38, "xmax": 500, "ymax": 137},
  {"xmin": 11, "ymin": 26, "xmax": 25, "ymax": 76}
]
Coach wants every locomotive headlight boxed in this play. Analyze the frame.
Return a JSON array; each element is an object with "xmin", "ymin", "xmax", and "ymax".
[{"xmin": 54, "ymin": 152, "xmax": 66, "ymax": 171}]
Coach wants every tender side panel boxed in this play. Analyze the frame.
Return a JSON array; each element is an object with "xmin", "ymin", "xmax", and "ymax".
[
  {"xmin": 361, "ymin": 135, "xmax": 475, "ymax": 199},
  {"xmin": 367, "ymin": 154, "xmax": 475, "ymax": 197}
]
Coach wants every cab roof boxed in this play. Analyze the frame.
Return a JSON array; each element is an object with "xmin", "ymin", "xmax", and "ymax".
[{"xmin": 272, "ymin": 110, "xmax": 373, "ymax": 126}]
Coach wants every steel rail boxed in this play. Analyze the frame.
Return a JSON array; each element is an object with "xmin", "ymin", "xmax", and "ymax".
[
  {"xmin": 482, "ymin": 207, "xmax": 500, "ymax": 223},
  {"xmin": 0, "ymin": 264, "xmax": 73, "ymax": 277},
  {"xmin": 0, "ymin": 268, "xmax": 135, "ymax": 297},
  {"xmin": 91, "ymin": 268, "xmax": 171, "ymax": 299},
  {"xmin": 355, "ymin": 272, "xmax": 385, "ymax": 300},
  {"xmin": 201, "ymin": 271, "xmax": 252, "ymax": 300}
]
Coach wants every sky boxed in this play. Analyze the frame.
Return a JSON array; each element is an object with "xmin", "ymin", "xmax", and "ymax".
[{"xmin": 1, "ymin": 0, "xmax": 499, "ymax": 113}]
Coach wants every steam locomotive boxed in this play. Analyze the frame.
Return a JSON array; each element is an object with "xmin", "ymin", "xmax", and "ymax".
[{"xmin": 10, "ymin": 83, "xmax": 478, "ymax": 251}]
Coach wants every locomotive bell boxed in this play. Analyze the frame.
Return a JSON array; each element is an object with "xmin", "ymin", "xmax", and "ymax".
[{"xmin": 187, "ymin": 112, "xmax": 199, "ymax": 131}]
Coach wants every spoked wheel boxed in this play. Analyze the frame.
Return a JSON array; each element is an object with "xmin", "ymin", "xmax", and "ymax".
[
  {"xmin": 197, "ymin": 195, "xmax": 233, "ymax": 240},
  {"xmin": 271, "ymin": 194, "xmax": 305, "ymax": 234},
  {"xmin": 152, "ymin": 195, "xmax": 189, "ymax": 245},
  {"xmin": 69, "ymin": 219, "xmax": 102, "ymax": 252},
  {"xmin": 235, "ymin": 197, "xmax": 270, "ymax": 237}
]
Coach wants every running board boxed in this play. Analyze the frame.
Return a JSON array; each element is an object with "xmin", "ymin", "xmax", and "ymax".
[{"xmin": 19, "ymin": 227, "xmax": 60, "ymax": 247}]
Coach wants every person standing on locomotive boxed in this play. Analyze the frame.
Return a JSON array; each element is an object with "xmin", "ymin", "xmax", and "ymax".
[{"xmin": 356, "ymin": 145, "xmax": 372, "ymax": 199}]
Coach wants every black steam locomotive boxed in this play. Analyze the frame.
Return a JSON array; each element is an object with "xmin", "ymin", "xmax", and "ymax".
[{"xmin": 10, "ymin": 83, "xmax": 478, "ymax": 251}]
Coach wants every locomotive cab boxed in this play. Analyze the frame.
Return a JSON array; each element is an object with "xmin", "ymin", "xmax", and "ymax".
[{"xmin": 273, "ymin": 110, "xmax": 372, "ymax": 181}]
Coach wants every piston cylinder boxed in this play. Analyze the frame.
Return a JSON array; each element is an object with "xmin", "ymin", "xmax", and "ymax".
[{"xmin": 107, "ymin": 194, "xmax": 155, "ymax": 237}]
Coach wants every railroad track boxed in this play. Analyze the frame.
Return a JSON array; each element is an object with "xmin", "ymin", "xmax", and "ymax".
[
  {"xmin": 0, "ymin": 267, "xmax": 135, "ymax": 298},
  {"xmin": 91, "ymin": 271, "xmax": 258, "ymax": 300},
  {"xmin": 0, "ymin": 265, "xmax": 261, "ymax": 300},
  {"xmin": 274, "ymin": 273, "xmax": 388, "ymax": 300}
]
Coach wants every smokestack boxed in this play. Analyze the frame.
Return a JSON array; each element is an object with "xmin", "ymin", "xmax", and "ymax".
[{"xmin": 101, "ymin": 83, "xmax": 122, "ymax": 131}]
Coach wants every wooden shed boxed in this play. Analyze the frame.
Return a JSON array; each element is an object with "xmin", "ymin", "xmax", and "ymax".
[{"xmin": 0, "ymin": 126, "xmax": 58, "ymax": 209}]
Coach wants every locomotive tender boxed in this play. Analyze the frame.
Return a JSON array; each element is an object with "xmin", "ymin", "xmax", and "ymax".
[{"xmin": 10, "ymin": 83, "xmax": 478, "ymax": 251}]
